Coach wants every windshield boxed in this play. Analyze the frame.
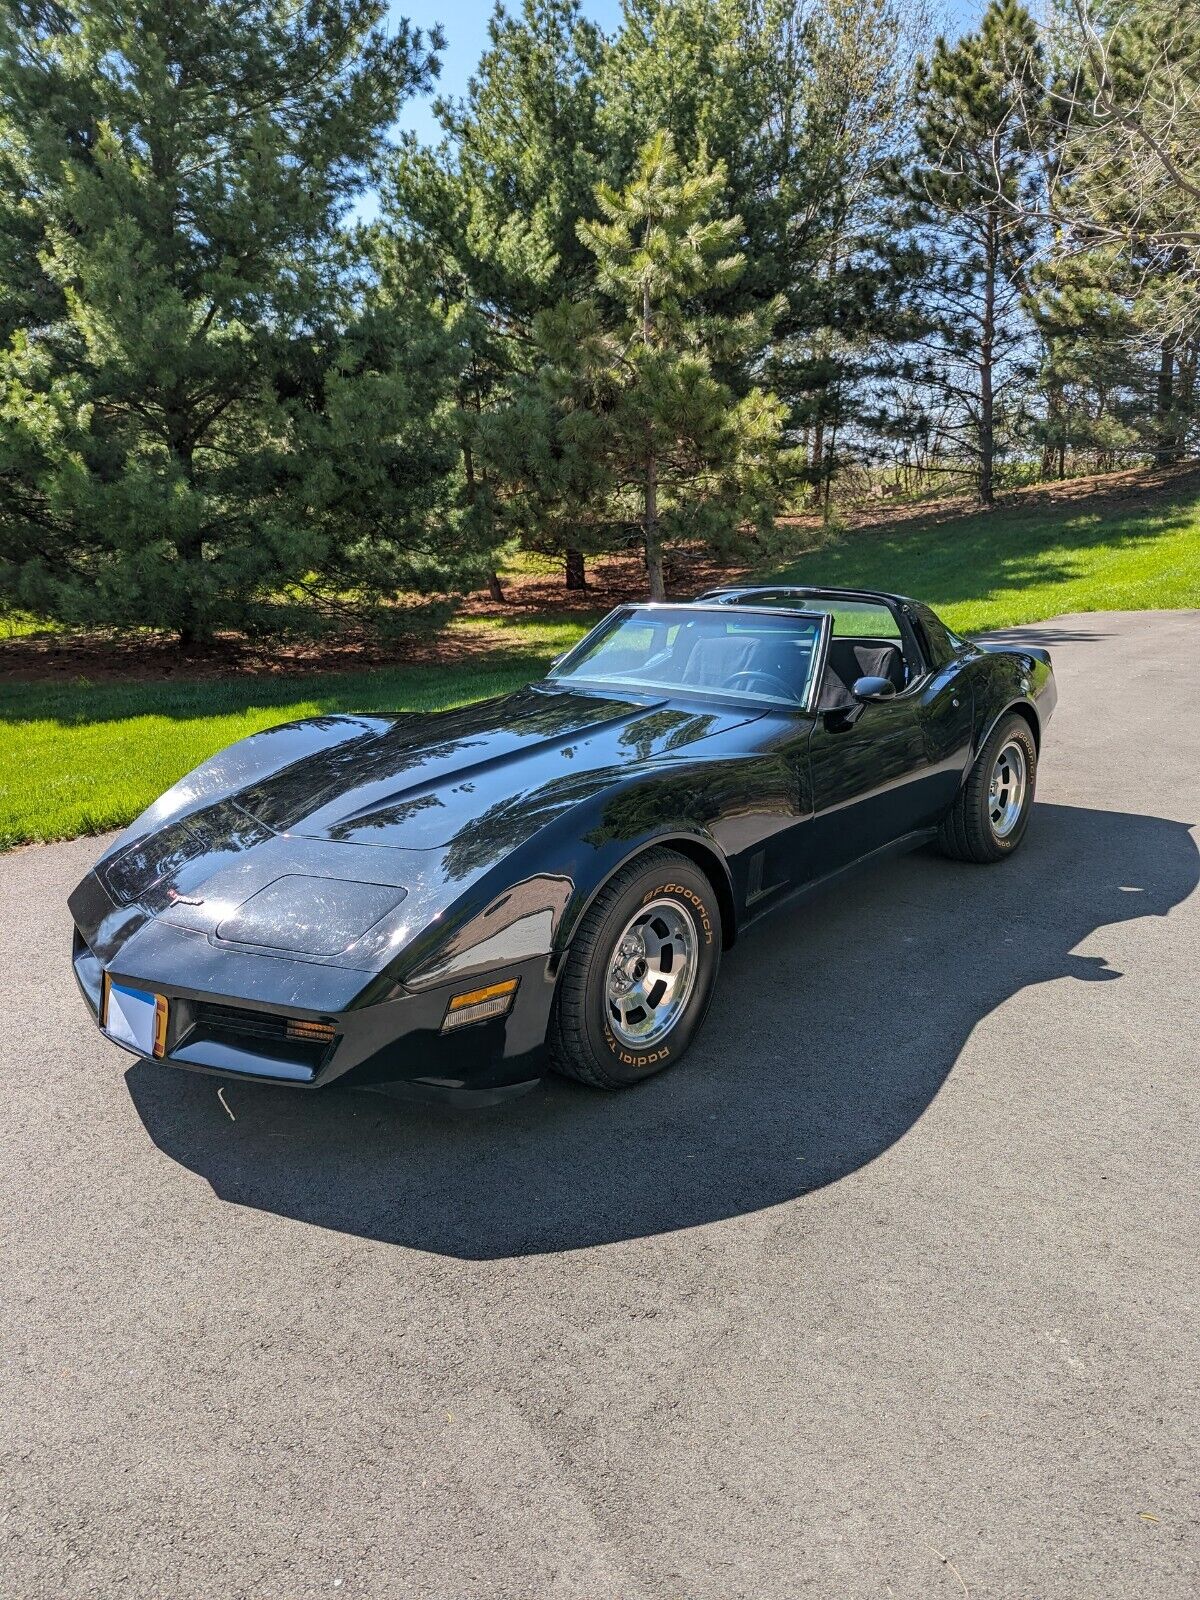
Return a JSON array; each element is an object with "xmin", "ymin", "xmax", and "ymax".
[{"xmin": 547, "ymin": 606, "xmax": 824, "ymax": 708}]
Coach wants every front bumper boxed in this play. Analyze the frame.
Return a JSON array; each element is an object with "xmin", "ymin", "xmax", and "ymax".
[{"xmin": 71, "ymin": 920, "xmax": 553, "ymax": 1098}]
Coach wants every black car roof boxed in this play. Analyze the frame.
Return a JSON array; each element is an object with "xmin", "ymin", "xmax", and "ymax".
[{"xmin": 694, "ymin": 584, "xmax": 919, "ymax": 612}]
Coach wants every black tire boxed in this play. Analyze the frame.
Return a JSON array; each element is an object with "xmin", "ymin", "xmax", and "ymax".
[
  {"xmin": 547, "ymin": 847, "xmax": 723, "ymax": 1089},
  {"xmin": 938, "ymin": 712, "xmax": 1038, "ymax": 863}
]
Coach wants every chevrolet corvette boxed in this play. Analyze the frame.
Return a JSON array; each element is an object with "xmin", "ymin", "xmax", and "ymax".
[{"xmin": 69, "ymin": 586, "xmax": 1056, "ymax": 1097}]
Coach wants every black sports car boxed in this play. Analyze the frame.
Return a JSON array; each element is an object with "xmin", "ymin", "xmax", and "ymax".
[{"xmin": 70, "ymin": 586, "xmax": 1056, "ymax": 1098}]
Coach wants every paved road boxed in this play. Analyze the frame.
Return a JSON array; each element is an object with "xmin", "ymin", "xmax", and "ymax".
[{"xmin": 2, "ymin": 612, "xmax": 1198, "ymax": 1599}]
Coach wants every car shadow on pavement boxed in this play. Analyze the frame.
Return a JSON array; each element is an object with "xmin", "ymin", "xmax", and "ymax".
[{"xmin": 125, "ymin": 802, "xmax": 1197, "ymax": 1259}]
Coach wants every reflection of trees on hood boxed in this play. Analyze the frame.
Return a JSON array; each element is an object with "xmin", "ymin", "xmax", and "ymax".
[
  {"xmin": 618, "ymin": 709, "xmax": 716, "ymax": 762},
  {"xmin": 325, "ymin": 792, "xmax": 444, "ymax": 841},
  {"xmin": 106, "ymin": 799, "xmax": 270, "ymax": 908},
  {"xmin": 441, "ymin": 710, "xmax": 742, "ymax": 878},
  {"xmin": 240, "ymin": 687, "xmax": 641, "ymax": 830},
  {"xmin": 440, "ymin": 770, "xmax": 620, "ymax": 882}
]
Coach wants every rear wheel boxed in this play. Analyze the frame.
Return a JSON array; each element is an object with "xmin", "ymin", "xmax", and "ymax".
[
  {"xmin": 938, "ymin": 712, "xmax": 1037, "ymax": 863},
  {"xmin": 547, "ymin": 847, "xmax": 722, "ymax": 1089}
]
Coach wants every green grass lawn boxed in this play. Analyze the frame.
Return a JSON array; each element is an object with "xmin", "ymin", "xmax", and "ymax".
[
  {"xmin": 768, "ymin": 473, "xmax": 1200, "ymax": 630},
  {"xmin": 0, "ymin": 609, "xmax": 61, "ymax": 641},
  {"xmin": 2, "ymin": 472, "xmax": 1198, "ymax": 850},
  {"xmin": 0, "ymin": 619, "xmax": 595, "ymax": 851}
]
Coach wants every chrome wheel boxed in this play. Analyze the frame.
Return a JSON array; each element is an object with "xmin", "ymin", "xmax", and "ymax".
[
  {"xmin": 605, "ymin": 897, "xmax": 699, "ymax": 1049},
  {"xmin": 989, "ymin": 741, "xmax": 1028, "ymax": 838}
]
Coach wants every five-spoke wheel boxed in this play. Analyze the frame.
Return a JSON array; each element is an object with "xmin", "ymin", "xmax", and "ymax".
[
  {"xmin": 939, "ymin": 712, "xmax": 1037, "ymax": 862},
  {"xmin": 548, "ymin": 848, "xmax": 721, "ymax": 1089}
]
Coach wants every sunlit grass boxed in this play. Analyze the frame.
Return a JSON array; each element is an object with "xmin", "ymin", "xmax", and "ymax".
[
  {"xmin": 0, "ymin": 610, "xmax": 60, "ymax": 641},
  {"xmin": 768, "ymin": 480, "xmax": 1200, "ymax": 632}
]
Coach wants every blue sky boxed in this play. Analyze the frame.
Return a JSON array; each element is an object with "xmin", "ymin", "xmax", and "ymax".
[
  {"xmin": 391, "ymin": 1, "xmax": 625, "ymax": 145},
  {"xmin": 387, "ymin": 0, "xmax": 984, "ymax": 146}
]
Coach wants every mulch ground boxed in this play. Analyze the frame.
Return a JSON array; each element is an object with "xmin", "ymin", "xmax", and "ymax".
[{"xmin": 0, "ymin": 549, "xmax": 753, "ymax": 686}]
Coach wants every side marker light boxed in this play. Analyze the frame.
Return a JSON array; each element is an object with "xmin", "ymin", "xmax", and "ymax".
[{"xmin": 442, "ymin": 979, "xmax": 519, "ymax": 1031}]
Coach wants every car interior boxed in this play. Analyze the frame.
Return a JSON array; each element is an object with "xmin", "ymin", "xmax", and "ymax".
[
  {"xmin": 668, "ymin": 629, "xmax": 816, "ymax": 702},
  {"xmin": 713, "ymin": 597, "xmax": 918, "ymax": 711},
  {"xmin": 555, "ymin": 597, "xmax": 921, "ymax": 709},
  {"xmin": 817, "ymin": 638, "xmax": 909, "ymax": 710}
]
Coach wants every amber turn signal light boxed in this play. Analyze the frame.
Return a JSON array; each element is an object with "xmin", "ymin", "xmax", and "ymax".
[
  {"xmin": 286, "ymin": 1018, "xmax": 336, "ymax": 1043},
  {"xmin": 152, "ymin": 994, "xmax": 168, "ymax": 1059},
  {"xmin": 442, "ymin": 978, "xmax": 518, "ymax": 1031}
]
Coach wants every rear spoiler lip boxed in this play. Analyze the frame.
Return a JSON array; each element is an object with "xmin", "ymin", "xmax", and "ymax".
[{"xmin": 977, "ymin": 639, "xmax": 1052, "ymax": 668}]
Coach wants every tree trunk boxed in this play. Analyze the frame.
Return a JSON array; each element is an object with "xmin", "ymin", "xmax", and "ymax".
[
  {"xmin": 564, "ymin": 547, "xmax": 586, "ymax": 590},
  {"xmin": 1041, "ymin": 377, "xmax": 1063, "ymax": 482},
  {"xmin": 979, "ymin": 208, "xmax": 996, "ymax": 506},
  {"xmin": 644, "ymin": 450, "xmax": 664, "ymax": 602},
  {"xmin": 810, "ymin": 419, "xmax": 825, "ymax": 500},
  {"xmin": 464, "ymin": 438, "xmax": 505, "ymax": 603},
  {"xmin": 1154, "ymin": 340, "xmax": 1177, "ymax": 465},
  {"xmin": 1177, "ymin": 341, "xmax": 1197, "ymax": 451},
  {"xmin": 169, "ymin": 433, "xmax": 208, "ymax": 649},
  {"xmin": 822, "ymin": 421, "xmax": 838, "ymax": 519},
  {"xmin": 642, "ymin": 277, "xmax": 664, "ymax": 602}
]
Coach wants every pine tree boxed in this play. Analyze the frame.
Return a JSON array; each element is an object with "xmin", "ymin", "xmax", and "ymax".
[
  {"xmin": 887, "ymin": 0, "xmax": 1047, "ymax": 503},
  {"xmin": 0, "ymin": 1, "xmax": 472, "ymax": 645},
  {"xmin": 599, "ymin": 0, "xmax": 921, "ymax": 506},
  {"xmin": 1044, "ymin": 0, "xmax": 1200, "ymax": 464},
  {"xmin": 500, "ymin": 134, "xmax": 785, "ymax": 601},
  {"xmin": 383, "ymin": 0, "xmax": 607, "ymax": 592}
]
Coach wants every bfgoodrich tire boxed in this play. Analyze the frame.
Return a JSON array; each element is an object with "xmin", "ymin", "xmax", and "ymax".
[
  {"xmin": 938, "ymin": 712, "xmax": 1038, "ymax": 863},
  {"xmin": 547, "ymin": 847, "xmax": 722, "ymax": 1089}
]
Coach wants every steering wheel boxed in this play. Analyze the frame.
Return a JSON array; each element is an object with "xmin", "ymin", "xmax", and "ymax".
[{"xmin": 724, "ymin": 669, "xmax": 799, "ymax": 702}]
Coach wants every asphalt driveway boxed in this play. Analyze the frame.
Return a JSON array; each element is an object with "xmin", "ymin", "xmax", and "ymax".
[{"xmin": 2, "ymin": 610, "xmax": 1197, "ymax": 1598}]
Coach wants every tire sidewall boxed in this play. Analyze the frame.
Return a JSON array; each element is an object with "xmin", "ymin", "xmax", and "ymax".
[
  {"xmin": 977, "ymin": 716, "xmax": 1037, "ymax": 855},
  {"xmin": 579, "ymin": 859, "xmax": 722, "ymax": 1085}
]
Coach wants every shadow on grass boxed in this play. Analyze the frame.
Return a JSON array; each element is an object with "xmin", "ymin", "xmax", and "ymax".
[{"xmin": 126, "ymin": 800, "xmax": 1198, "ymax": 1260}]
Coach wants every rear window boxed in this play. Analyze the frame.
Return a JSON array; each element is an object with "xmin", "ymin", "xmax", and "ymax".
[
  {"xmin": 820, "ymin": 601, "xmax": 901, "ymax": 640},
  {"xmin": 726, "ymin": 593, "xmax": 901, "ymax": 639}
]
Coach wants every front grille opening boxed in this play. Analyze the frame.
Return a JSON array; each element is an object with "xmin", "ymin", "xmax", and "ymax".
[{"xmin": 188, "ymin": 1001, "xmax": 338, "ymax": 1071}]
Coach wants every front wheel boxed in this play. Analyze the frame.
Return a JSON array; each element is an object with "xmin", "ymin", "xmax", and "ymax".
[
  {"xmin": 938, "ymin": 712, "xmax": 1038, "ymax": 863},
  {"xmin": 547, "ymin": 847, "xmax": 722, "ymax": 1089}
]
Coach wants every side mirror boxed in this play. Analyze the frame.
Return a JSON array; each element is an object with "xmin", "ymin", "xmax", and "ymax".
[{"xmin": 852, "ymin": 675, "xmax": 896, "ymax": 702}]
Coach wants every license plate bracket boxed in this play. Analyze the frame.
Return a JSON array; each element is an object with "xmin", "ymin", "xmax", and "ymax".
[{"xmin": 102, "ymin": 976, "xmax": 168, "ymax": 1059}]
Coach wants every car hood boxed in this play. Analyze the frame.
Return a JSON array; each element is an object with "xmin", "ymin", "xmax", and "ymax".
[
  {"xmin": 234, "ymin": 685, "xmax": 760, "ymax": 850},
  {"xmin": 73, "ymin": 687, "xmax": 762, "ymax": 979}
]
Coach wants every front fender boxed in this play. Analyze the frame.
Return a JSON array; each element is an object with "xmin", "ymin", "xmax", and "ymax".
[
  {"xmin": 392, "ymin": 757, "xmax": 756, "ymax": 1013},
  {"xmin": 548, "ymin": 826, "xmax": 736, "ymax": 972}
]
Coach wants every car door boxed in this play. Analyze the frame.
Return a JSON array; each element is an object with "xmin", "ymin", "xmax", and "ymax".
[
  {"xmin": 791, "ymin": 598, "xmax": 939, "ymax": 878},
  {"xmin": 800, "ymin": 692, "xmax": 931, "ymax": 877}
]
